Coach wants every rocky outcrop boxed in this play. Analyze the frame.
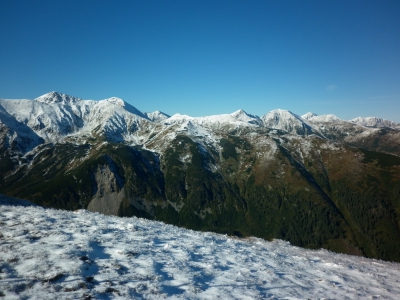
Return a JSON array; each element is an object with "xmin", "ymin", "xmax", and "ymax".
[{"xmin": 87, "ymin": 164, "xmax": 125, "ymax": 216}]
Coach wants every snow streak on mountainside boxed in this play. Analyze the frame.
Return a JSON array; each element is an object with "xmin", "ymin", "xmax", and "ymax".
[{"xmin": 1, "ymin": 197, "xmax": 400, "ymax": 300}]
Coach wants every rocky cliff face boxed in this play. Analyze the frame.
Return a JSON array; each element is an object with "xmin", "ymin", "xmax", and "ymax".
[{"xmin": 87, "ymin": 163, "xmax": 125, "ymax": 215}]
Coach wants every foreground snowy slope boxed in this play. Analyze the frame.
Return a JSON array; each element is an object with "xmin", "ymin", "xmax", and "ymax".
[{"xmin": 1, "ymin": 199, "xmax": 400, "ymax": 299}]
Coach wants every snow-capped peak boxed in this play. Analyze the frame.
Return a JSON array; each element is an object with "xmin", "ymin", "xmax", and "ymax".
[
  {"xmin": 144, "ymin": 110, "xmax": 171, "ymax": 123},
  {"xmin": 350, "ymin": 116, "xmax": 399, "ymax": 129},
  {"xmin": 261, "ymin": 109, "xmax": 318, "ymax": 136},
  {"xmin": 105, "ymin": 97, "xmax": 125, "ymax": 106},
  {"xmin": 98, "ymin": 97, "xmax": 147, "ymax": 119},
  {"xmin": 164, "ymin": 113, "xmax": 194, "ymax": 125},
  {"xmin": 231, "ymin": 109, "xmax": 246, "ymax": 116},
  {"xmin": 231, "ymin": 109, "xmax": 258, "ymax": 119},
  {"xmin": 301, "ymin": 112, "xmax": 317, "ymax": 120},
  {"xmin": 230, "ymin": 109, "xmax": 262, "ymax": 125},
  {"xmin": 263, "ymin": 109, "xmax": 301, "ymax": 122},
  {"xmin": 309, "ymin": 114, "xmax": 341, "ymax": 122},
  {"xmin": 163, "ymin": 110, "xmax": 262, "ymax": 128},
  {"xmin": 34, "ymin": 91, "xmax": 81, "ymax": 104},
  {"xmin": 301, "ymin": 113, "xmax": 342, "ymax": 123}
]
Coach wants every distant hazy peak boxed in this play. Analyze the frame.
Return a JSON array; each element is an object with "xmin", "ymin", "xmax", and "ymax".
[
  {"xmin": 301, "ymin": 112, "xmax": 318, "ymax": 120},
  {"xmin": 310, "ymin": 114, "xmax": 341, "ymax": 122},
  {"xmin": 267, "ymin": 108, "xmax": 298, "ymax": 115},
  {"xmin": 104, "ymin": 97, "xmax": 125, "ymax": 106},
  {"xmin": 350, "ymin": 116, "xmax": 399, "ymax": 128},
  {"xmin": 145, "ymin": 110, "xmax": 171, "ymax": 122},
  {"xmin": 230, "ymin": 109, "xmax": 260, "ymax": 120},
  {"xmin": 231, "ymin": 109, "xmax": 246, "ymax": 116},
  {"xmin": 261, "ymin": 109, "xmax": 318, "ymax": 136},
  {"xmin": 97, "ymin": 96, "xmax": 147, "ymax": 119},
  {"xmin": 263, "ymin": 109, "xmax": 303, "ymax": 120},
  {"xmin": 163, "ymin": 113, "xmax": 193, "ymax": 125},
  {"xmin": 34, "ymin": 91, "xmax": 81, "ymax": 104},
  {"xmin": 166, "ymin": 113, "xmax": 191, "ymax": 120}
]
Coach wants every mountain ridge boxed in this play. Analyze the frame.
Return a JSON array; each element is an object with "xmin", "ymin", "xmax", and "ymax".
[{"xmin": 4, "ymin": 92, "xmax": 399, "ymax": 130}]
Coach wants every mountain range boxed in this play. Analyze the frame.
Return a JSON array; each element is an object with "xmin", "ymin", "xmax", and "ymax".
[{"xmin": 1, "ymin": 91, "xmax": 400, "ymax": 262}]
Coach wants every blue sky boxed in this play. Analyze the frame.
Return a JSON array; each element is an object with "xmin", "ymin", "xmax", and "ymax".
[{"xmin": 1, "ymin": 0, "xmax": 399, "ymax": 121}]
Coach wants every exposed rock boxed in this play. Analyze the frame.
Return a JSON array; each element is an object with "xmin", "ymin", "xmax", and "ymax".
[{"xmin": 87, "ymin": 164, "xmax": 125, "ymax": 216}]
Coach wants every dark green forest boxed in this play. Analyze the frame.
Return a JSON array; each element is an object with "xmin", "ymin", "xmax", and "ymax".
[{"xmin": 1, "ymin": 135, "xmax": 400, "ymax": 262}]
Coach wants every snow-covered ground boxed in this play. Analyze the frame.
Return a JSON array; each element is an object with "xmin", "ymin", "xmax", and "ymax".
[{"xmin": 1, "ymin": 199, "xmax": 400, "ymax": 299}]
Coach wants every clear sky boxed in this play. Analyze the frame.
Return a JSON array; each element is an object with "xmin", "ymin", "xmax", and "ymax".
[{"xmin": 1, "ymin": 0, "xmax": 399, "ymax": 121}]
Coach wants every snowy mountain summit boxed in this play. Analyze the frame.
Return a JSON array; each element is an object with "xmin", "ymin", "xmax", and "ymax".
[
  {"xmin": 261, "ymin": 109, "xmax": 318, "ymax": 136},
  {"xmin": 350, "ymin": 116, "xmax": 400, "ymax": 128},
  {"xmin": 230, "ymin": 109, "xmax": 262, "ymax": 125},
  {"xmin": 105, "ymin": 96, "xmax": 124, "ymax": 105},
  {"xmin": 144, "ymin": 110, "xmax": 171, "ymax": 122},
  {"xmin": 307, "ymin": 113, "xmax": 342, "ymax": 123},
  {"xmin": 301, "ymin": 112, "xmax": 342, "ymax": 122},
  {"xmin": 301, "ymin": 112, "xmax": 318, "ymax": 120},
  {"xmin": 35, "ymin": 91, "xmax": 82, "ymax": 104}
]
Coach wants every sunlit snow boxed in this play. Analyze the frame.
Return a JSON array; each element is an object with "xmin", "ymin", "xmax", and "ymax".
[{"xmin": 1, "ymin": 197, "xmax": 400, "ymax": 299}]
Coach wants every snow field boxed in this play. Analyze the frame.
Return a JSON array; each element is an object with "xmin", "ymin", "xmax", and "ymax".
[{"xmin": 1, "ymin": 203, "xmax": 400, "ymax": 299}]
